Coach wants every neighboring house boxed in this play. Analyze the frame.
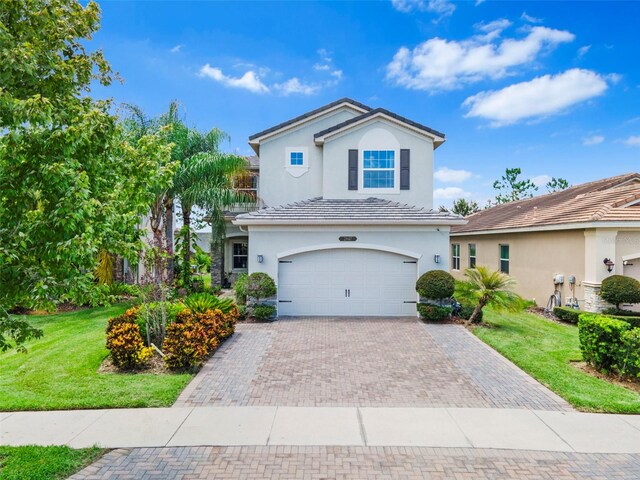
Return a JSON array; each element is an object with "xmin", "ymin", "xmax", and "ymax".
[
  {"xmin": 449, "ymin": 173, "xmax": 640, "ymax": 312},
  {"xmin": 232, "ymin": 98, "xmax": 465, "ymax": 316}
]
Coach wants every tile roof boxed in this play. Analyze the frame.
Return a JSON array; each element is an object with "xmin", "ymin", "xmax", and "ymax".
[
  {"xmin": 234, "ymin": 197, "xmax": 465, "ymax": 225},
  {"xmin": 248, "ymin": 98, "xmax": 372, "ymax": 141},
  {"xmin": 452, "ymin": 173, "xmax": 640, "ymax": 234},
  {"xmin": 314, "ymin": 107, "xmax": 446, "ymax": 141}
]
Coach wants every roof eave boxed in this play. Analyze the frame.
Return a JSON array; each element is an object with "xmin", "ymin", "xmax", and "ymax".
[
  {"xmin": 451, "ymin": 220, "xmax": 640, "ymax": 236},
  {"xmin": 233, "ymin": 218, "xmax": 467, "ymax": 227}
]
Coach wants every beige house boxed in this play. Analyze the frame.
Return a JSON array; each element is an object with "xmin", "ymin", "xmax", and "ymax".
[{"xmin": 450, "ymin": 173, "xmax": 640, "ymax": 312}]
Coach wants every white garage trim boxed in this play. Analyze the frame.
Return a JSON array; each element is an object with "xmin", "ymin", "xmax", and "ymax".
[
  {"xmin": 622, "ymin": 252, "xmax": 640, "ymax": 262},
  {"xmin": 276, "ymin": 243, "xmax": 422, "ymax": 260}
]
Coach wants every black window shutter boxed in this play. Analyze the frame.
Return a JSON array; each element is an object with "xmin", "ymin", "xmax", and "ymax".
[
  {"xmin": 400, "ymin": 149, "xmax": 410, "ymax": 190},
  {"xmin": 348, "ymin": 149, "xmax": 358, "ymax": 190}
]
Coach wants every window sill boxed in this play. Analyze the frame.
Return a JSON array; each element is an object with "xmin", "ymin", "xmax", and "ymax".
[{"xmin": 285, "ymin": 165, "xmax": 309, "ymax": 178}]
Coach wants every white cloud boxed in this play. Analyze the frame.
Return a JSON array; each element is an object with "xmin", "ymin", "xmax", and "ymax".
[
  {"xmin": 391, "ymin": 0, "xmax": 456, "ymax": 18},
  {"xmin": 521, "ymin": 12, "xmax": 542, "ymax": 23},
  {"xmin": 582, "ymin": 134, "xmax": 604, "ymax": 146},
  {"xmin": 199, "ymin": 64, "xmax": 270, "ymax": 94},
  {"xmin": 313, "ymin": 63, "xmax": 331, "ymax": 71},
  {"xmin": 530, "ymin": 174, "xmax": 551, "ymax": 187},
  {"xmin": 434, "ymin": 167, "xmax": 473, "ymax": 183},
  {"xmin": 463, "ymin": 68, "xmax": 609, "ymax": 126},
  {"xmin": 386, "ymin": 26, "xmax": 574, "ymax": 91},
  {"xmin": 170, "ymin": 44, "xmax": 182, "ymax": 53},
  {"xmin": 475, "ymin": 0, "xmax": 485, "ymax": 5},
  {"xmin": 624, "ymin": 135, "xmax": 640, "ymax": 146},
  {"xmin": 577, "ymin": 45, "xmax": 591, "ymax": 59},
  {"xmin": 331, "ymin": 69, "xmax": 343, "ymax": 79},
  {"xmin": 434, "ymin": 187, "xmax": 471, "ymax": 199},
  {"xmin": 273, "ymin": 78, "xmax": 319, "ymax": 96}
]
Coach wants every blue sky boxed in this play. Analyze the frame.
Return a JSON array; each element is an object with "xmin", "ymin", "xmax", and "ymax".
[{"xmin": 94, "ymin": 0, "xmax": 640, "ymax": 207}]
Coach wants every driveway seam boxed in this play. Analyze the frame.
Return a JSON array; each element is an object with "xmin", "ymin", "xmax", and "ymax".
[
  {"xmin": 65, "ymin": 410, "xmax": 109, "ymax": 447},
  {"xmin": 164, "ymin": 406, "xmax": 195, "ymax": 446},
  {"xmin": 265, "ymin": 406, "xmax": 279, "ymax": 446},
  {"xmin": 532, "ymin": 410, "xmax": 577, "ymax": 452},
  {"xmin": 356, "ymin": 407, "xmax": 368, "ymax": 446}
]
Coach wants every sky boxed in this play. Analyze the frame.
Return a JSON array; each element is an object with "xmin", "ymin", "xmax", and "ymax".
[{"xmin": 93, "ymin": 0, "xmax": 640, "ymax": 207}]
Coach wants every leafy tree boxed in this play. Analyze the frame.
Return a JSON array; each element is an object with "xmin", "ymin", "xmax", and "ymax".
[
  {"xmin": 454, "ymin": 267, "xmax": 524, "ymax": 324},
  {"xmin": 0, "ymin": 0, "xmax": 174, "ymax": 350},
  {"xmin": 492, "ymin": 168, "xmax": 538, "ymax": 205},
  {"xmin": 600, "ymin": 275, "xmax": 640, "ymax": 309},
  {"xmin": 451, "ymin": 198, "xmax": 481, "ymax": 216},
  {"xmin": 545, "ymin": 177, "xmax": 570, "ymax": 193}
]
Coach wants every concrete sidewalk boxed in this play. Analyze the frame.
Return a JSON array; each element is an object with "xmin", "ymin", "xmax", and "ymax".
[{"xmin": 3, "ymin": 406, "xmax": 640, "ymax": 453}]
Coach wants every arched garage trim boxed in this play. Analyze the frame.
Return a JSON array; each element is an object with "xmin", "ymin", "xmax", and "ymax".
[{"xmin": 277, "ymin": 243, "xmax": 422, "ymax": 260}]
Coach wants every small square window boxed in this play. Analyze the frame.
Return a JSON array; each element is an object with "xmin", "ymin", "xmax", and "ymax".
[
  {"xmin": 469, "ymin": 244, "xmax": 476, "ymax": 269},
  {"xmin": 290, "ymin": 151, "xmax": 303, "ymax": 166}
]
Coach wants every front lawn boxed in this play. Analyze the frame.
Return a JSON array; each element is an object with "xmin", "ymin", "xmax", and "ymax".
[
  {"xmin": 0, "ymin": 445, "xmax": 103, "ymax": 480},
  {"xmin": 0, "ymin": 306, "xmax": 193, "ymax": 411},
  {"xmin": 475, "ymin": 309, "xmax": 640, "ymax": 413}
]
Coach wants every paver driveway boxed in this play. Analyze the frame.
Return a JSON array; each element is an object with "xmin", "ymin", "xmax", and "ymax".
[{"xmin": 174, "ymin": 317, "xmax": 569, "ymax": 411}]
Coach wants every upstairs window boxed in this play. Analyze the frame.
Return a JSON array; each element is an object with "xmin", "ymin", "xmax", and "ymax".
[
  {"xmin": 452, "ymin": 243, "xmax": 461, "ymax": 270},
  {"xmin": 499, "ymin": 244, "xmax": 509, "ymax": 274},
  {"xmin": 363, "ymin": 150, "xmax": 395, "ymax": 189},
  {"xmin": 290, "ymin": 151, "xmax": 304, "ymax": 166}
]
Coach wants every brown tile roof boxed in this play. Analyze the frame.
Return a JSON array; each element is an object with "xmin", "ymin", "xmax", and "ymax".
[{"xmin": 452, "ymin": 173, "xmax": 640, "ymax": 234}]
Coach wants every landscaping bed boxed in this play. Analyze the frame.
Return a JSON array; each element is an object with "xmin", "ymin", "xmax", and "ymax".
[{"xmin": 475, "ymin": 308, "xmax": 640, "ymax": 413}]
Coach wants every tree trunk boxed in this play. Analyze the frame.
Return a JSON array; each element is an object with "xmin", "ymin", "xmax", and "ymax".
[
  {"xmin": 149, "ymin": 196, "xmax": 164, "ymax": 288},
  {"xmin": 467, "ymin": 300, "xmax": 486, "ymax": 325},
  {"xmin": 210, "ymin": 237, "xmax": 223, "ymax": 288},
  {"xmin": 182, "ymin": 203, "xmax": 192, "ymax": 289},
  {"xmin": 164, "ymin": 195, "xmax": 174, "ymax": 285}
]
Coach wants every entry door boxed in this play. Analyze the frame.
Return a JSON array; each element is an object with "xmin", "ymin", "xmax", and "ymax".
[{"xmin": 278, "ymin": 248, "xmax": 417, "ymax": 316}]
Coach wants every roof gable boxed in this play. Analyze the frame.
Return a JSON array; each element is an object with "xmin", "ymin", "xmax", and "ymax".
[{"xmin": 313, "ymin": 108, "xmax": 446, "ymax": 149}]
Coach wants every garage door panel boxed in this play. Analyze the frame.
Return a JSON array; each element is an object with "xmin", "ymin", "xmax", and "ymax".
[{"xmin": 278, "ymin": 248, "xmax": 418, "ymax": 317}]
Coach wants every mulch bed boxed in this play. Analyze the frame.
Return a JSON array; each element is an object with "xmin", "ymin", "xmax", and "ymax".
[
  {"xmin": 98, "ymin": 353, "xmax": 171, "ymax": 375},
  {"xmin": 570, "ymin": 361, "xmax": 640, "ymax": 394}
]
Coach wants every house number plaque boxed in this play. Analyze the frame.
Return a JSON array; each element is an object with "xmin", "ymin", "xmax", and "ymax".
[{"xmin": 339, "ymin": 236, "xmax": 357, "ymax": 242}]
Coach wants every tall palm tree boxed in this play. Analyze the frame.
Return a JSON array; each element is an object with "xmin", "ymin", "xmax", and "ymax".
[{"xmin": 455, "ymin": 266, "xmax": 524, "ymax": 324}]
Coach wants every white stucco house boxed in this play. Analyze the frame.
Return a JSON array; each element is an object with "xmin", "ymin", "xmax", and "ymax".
[{"xmin": 233, "ymin": 98, "xmax": 465, "ymax": 316}]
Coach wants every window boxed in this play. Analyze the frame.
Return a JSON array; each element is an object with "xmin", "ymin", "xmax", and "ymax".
[
  {"xmin": 233, "ymin": 242, "xmax": 248, "ymax": 269},
  {"xmin": 363, "ymin": 150, "xmax": 395, "ymax": 189},
  {"xmin": 469, "ymin": 243, "xmax": 476, "ymax": 268},
  {"xmin": 290, "ymin": 151, "xmax": 303, "ymax": 166},
  {"xmin": 452, "ymin": 243, "xmax": 460, "ymax": 270},
  {"xmin": 499, "ymin": 244, "xmax": 509, "ymax": 274}
]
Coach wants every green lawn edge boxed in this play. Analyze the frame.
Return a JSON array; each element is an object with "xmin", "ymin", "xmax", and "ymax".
[
  {"xmin": 0, "ymin": 305, "xmax": 193, "ymax": 411},
  {"xmin": 475, "ymin": 309, "xmax": 640, "ymax": 414},
  {"xmin": 0, "ymin": 445, "xmax": 104, "ymax": 480}
]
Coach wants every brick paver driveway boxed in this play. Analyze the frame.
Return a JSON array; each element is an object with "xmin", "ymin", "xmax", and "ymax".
[{"xmin": 174, "ymin": 317, "xmax": 569, "ymax": 411}]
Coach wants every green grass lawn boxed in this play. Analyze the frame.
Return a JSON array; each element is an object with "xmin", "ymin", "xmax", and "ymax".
[
  {"xmin": 475, "ymin": 309, "xmax": 640, "ymax": 413},
  {"xmin": 0, "ymin": 445, "xmax": 103, "ymax": 480},
  {"xmin": 0, "ymin": 305, "xmax": 193, "ymax": 411}
]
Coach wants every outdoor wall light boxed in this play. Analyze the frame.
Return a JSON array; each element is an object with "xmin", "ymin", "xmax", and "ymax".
[
  {"xmin": 603, "ymin": 258, "xmax": 615, "ymax": 272},
  {"xmin": 257, "ymin": 255, "xmax": 264, "ymax": 263},
  {"xmin": 434, "ymin": 254, "xmax": 441, "ymax": 264}
]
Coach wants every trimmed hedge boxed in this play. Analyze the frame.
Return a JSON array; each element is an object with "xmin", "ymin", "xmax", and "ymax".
[
  {"xmin": 600, "ymin": 275, "xmax": 640, "ymax": 308},
  {"xmin": 554, "ymin": 306, "xmax": 640, "ymax": 327},
  {"xmin": 457, "ymin": 303, "xmax": 482, "ymax": 322},
  {"xmin": 578, "ymin": 314, "xmax": 630, "ymax": 373},
  {"xmin": 417, "ymin": 304, "xmax": 452, "ymax": 321},
  {"xmin": 416, "ymin": 270, "xmax": 455, "ymax": 300}
]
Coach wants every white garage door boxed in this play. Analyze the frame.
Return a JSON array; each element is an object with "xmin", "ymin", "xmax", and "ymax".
[{"xmin": 278, "ymin": 248, "xmax": 418, "ymax": 316}]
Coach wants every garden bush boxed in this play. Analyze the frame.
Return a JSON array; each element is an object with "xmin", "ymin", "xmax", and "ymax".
[
  {"xmin": 416, "ymin": 270, "xmax": 455, "ymax": 301},
  {"xmin": 553, "ymin": 306, "xmax": 582, "ymax": 324},
  {"xmin": 603, "ymin": 307, "xmax": 640, "ymax": 317},
  {"xmin": 457, "ymin": 303, "xmax": 482, "ymax": 322},
  {"xmin": 600, "ymin": 275, "xmax": 640, "ymax": 309},
  {"xmin": 183, "ymin": 292, "xmax": 236, "ymax": 314},
  {"xmin": 620, "ymin": 328, "xmax": 640, "ymax": 378},
  {"xmin": 137, "ymin": 301, "xmax": 184, "ymax": 347},
  {"xmin": 234, "ymin": 273, "xmax": 248, "ymax": 305},
  {"xmin": 106, "ymin": 321, "xmax": 152, "ymax": 370},
  {"xmin": 162, "ymin": 318, "xmax": 209, "ymax": 372},
  {"xmin": 245, "ymin": 272, "xmax": 277, "ymax": 303},
  {"xmin": 578, "ymin": 314, "xmax": 630, "ymax": 373},
  {"xmin": 417, "ymin": 303, "xmax": 452, "ymax": 321},
  {"xmin": 251, "ymin": 304, "xmax": 277, "ymax": 321}
]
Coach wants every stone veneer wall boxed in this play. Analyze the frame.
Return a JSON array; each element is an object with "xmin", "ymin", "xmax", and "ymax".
[{"xmin": 583, "ymin": 282, "xmax": 614, "ymax": 313}]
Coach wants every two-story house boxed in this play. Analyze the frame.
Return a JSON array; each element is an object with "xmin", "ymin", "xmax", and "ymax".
[{"xmin": 233, "ymin": 98, "xmax": 465, "ymax": 316}]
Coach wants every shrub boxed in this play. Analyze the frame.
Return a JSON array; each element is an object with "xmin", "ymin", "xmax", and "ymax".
[
  {"xmin": 106, "ymin": 321, "xmax": 152, "ymax": 370},
  {"xmin": 234, "ymin": 273, "xmax": 248, "ymax": 305},
  {"xmin": 245, "ymin": 272, "xmax": 277, "ymax": 303},
  {"xmin": 578, "ymin": 314, "xmax": 630, "ymax": 373},
  {"xmin": 620, "ymin": 328, "xmax": 640, "ymax": 378},
  {"xmin": 417, "ymin": 304, "xmax": 452, "ymax": 321},
  {"xmin": 457, "ymin": 303, "xmax": 482, "ymax": 322},
  {"xmin": 163, "ymin": 318, "xmax": 209, "ymax": 372},
  {"xmin": 251, "ymin": 304, "xmax": 277, "ymax": 321},
  {"xmin": 600, "ymin": 275, "xmax": 640, "ymax": 309},
  {"xmin": 416, "ymin": 270, "xmax": 455, "ymax": 301},
  {"xmin": 137, "ymin": 301, "xmax": 184, "ymax": 347},
  {"xmin": 183, "ymin": 292, "xmax": 236, "ymax": 314},
  {"xmin": 603, "ymin": 307, "xmax": 640, "ymax": 317},
  {"xmin": 553, "ymin": 306, "xmax": 582, "ymax": 324}
]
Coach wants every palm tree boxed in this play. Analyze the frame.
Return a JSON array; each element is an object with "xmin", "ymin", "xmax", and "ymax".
[{"xmin": 455, "ymin": 266, "xmax": 524, "ymax": 324}]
